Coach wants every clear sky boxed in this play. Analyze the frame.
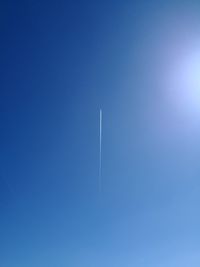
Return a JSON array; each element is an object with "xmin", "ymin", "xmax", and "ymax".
[{"xmin": 1, "ymin": 0, "xmax": 200, "ymax": 266}]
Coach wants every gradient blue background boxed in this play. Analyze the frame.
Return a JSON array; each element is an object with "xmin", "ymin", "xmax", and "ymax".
[{"xmin": 1, "ymin": 0, "xmax": 200, "ymax": 266}]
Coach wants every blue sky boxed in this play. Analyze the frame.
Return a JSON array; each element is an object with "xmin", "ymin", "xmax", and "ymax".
[{"xmin": 1, "ymin": 0, "xmax": 200, "ymax": 266}]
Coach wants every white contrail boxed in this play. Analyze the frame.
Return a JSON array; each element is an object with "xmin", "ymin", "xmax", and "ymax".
[{"xmin": 99, "ymin": 109, "xmax": 102, "ymax": 192}]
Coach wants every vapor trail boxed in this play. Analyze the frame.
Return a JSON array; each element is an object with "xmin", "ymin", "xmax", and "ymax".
[{"xmin": 99, "ymin": 109, "xmax": 102, "ymax": 192}]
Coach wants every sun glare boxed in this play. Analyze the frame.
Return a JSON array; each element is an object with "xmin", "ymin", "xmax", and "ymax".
[{"xmin": 168, "ymin": 40, "xmax": 200, "ymax": 119}]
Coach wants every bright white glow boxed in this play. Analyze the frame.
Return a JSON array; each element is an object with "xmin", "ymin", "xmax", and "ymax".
[{"xmin": 168, "ymin": 41, "xmax": 200, "ymax": 119}]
